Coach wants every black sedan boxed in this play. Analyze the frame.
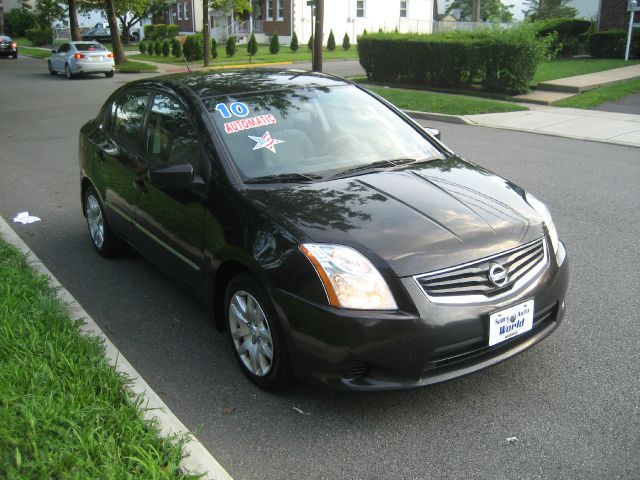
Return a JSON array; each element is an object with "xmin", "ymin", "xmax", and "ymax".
[
  {"xmin": 0, "ymin": 35, "xmax": 18, "ymax": 59},
  {"xmin": 79, "ymin": 70, "xmax": 568, "ymax": 391}
]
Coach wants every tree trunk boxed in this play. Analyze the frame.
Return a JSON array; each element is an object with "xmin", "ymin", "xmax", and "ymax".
[
  {"xmin": 105, "ymin": 0, "xmax": 126, "ymax": 64},
  {"xmin": 472, "ymin": 0, "xmax": 481, "ymax": 22},
  {"xmin": 203, "ymin": 0, "xmax": 210, "ymax": 67},
  {"xmin": 312, "ymin": 0, "xmax": 323, "ymax": 72},
  {"xmin": 68, "ymin": 0, "xmax": 80, "ymax": 41},
  {"xmin": 0, "ymin": 2, "xmax": 5, "ymax": 36},
  {"xmin": 119, "ymin": 16, "xmax": 131, "ymax": 46}
]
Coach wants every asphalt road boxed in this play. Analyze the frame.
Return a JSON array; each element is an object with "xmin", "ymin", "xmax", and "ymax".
[{"xmin": 1, "ymin": 56, "xmax": 639, "ymax": 480}]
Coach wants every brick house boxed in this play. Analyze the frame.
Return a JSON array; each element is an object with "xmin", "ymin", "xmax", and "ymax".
[{"xmin": 598, "ymin": 0, "xmax": 631, "ymax": 30}]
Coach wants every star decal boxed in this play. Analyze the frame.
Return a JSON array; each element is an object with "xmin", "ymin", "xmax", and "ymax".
[{"xmin": 248, "ymin": 131, "xmax": 285, "ymax": 154}]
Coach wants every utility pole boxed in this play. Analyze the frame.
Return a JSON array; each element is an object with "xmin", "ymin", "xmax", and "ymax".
[
  {"xmin": 472, "ymin": 0, "xmax": 481, "ymax": 22},
  {"xmin": 203, "ymin": 0, "xmax": 210, "ymax": 67},
  {"xmin": 312, "ymin": 0, "xmax": 323, "ymax": 72}
]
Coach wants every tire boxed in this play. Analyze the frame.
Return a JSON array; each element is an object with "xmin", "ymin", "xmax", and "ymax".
[
  {"xmin": 65, "ymin": 63, "xmax": 74, "ymax": 79},
  {"xmin": 225, "ymin": 274, "xmax": 293, "ymax": 390},
  {"xmin": 105, "ymin": 70, "xmax": 114, "ymax": 78},
  {"xmin": 84, "ymin": 186, "xmax": 119, "ymax": 257},
  {"xmin": 48, "ymin": 61, "xmax": 56, "ymax": 75},
  {"xmin": 12, "ymin": 53, "xmax": 18, "ymax": 59}
]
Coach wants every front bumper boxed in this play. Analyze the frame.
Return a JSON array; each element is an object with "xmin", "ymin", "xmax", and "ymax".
[{"xmin": 273, "ymin": 240, "xmax": 569, "ymax": 391}]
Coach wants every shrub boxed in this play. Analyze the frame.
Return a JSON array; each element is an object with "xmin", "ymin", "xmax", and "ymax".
[
  {"xmin": 589, "ymin": 29, "xmax": 627, "ymax": 58},
  {"xmin": 358, "ymin": 27, "xmax": 552, "ymax": 94},
  {"xmin": 183, "ymin": 34, "xmax": 203, "ymax": 61},
  {"xmin": 211, "ymin": 37, "xmax": 218, "ymax": 58},
  {"xmin": 290, "ymin": 31, "xmax": 299, "ymax": 52},
  {"xmin": 342, "ymin": 32, "xmax": 350, "ymax": 50},
  {"xmin": 270, "ymin": 32, "xmax": 280, "ymax": 54},
  {"xmin": 247, "ymin": 33, "xmax": 258, "ymax": 60},
  {"xmin": 154, "ymin": 39, "xmax": 163, "ymax": 55},
  {"xmin": 144, "ymin": 24, "xmax": 155, "ymax": 39},
  {"xmin": 171, "ymin": 37, "xmax": 182, "ymax": 57},
  {"xmin": 327, "ymin": 29, "xmax": 336, "ymax": 51},
  {"xmin": 26, "ymin": 27, "xmax": 53, "ymax": 46},
  {"xmin": 139, "ymin": 41, "xmax": 147, "ymax": 54},
  {"xmin": 4, "ymin": 8, "xmax": 36, "ymax": 37},
  {"xmin": 167, "ymin": 25, "xmax": 179, "ymax": 37},
  {"xmin": 308, "ymin": 35, "xmax": 313, "ymax": 50},
  {"xmin": 226, "ymin": 36, "xmax": 237, "ymax": 57},
  {"xmin": 162, "ymin": 39, "xmax": 171, "ymax": 56},
  {"xmin": 155, "ymin": 24, "xmax": 168, "ymax": 39},
  {"xmin": 536, "ymin": 18, "xmax": 592, "ymax": 57}
]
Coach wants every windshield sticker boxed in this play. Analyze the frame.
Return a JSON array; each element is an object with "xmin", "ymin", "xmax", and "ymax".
[
  {"xmin": 249, "ymin": 131, "xmax": 284, "ymax": 154},
  {"xmin": 215, "ymin": 101, "xmax": 250, "ymax": 118},
  {"xmin": 224, "ymin": 114, "xmax": 277, "ymax": 134}
]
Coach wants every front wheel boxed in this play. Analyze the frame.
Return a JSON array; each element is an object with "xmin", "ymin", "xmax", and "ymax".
[
  {"xmin": 225, "ymin": 274, "xmax": 293, "ymax": 390},
  {"xmin": 12, "ymin": 53, "xmax": 18, "ymax": 59},
  {"xmin": 84, "ymin": 186, "xmax": 119, "ymax": 257}
]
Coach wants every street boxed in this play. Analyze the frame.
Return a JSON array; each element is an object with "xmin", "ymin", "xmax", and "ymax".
[{"xmin": 1, "ymin": 56, "xmax": 639, "ymax": 479}]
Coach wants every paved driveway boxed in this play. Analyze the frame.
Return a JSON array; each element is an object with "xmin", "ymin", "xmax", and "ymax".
[{"xmin": 1, "ymin": 56, "xmax": 639, "ymax": 480}]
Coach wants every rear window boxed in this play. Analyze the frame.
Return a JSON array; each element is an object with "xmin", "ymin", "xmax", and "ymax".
[
  {"xmin": 204, "ymin": 85, "xmax": 443, "ymax": 180},
  {"xmin": 75, "ymin": 43, "xmax": 105, "ymax": 51}
]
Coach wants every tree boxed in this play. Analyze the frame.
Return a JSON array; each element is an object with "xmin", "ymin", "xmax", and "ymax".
[
  {"xmin": 326, "ymin": 29, "xmax": 335, "ymax": 51},
  {"xmin": 104, "ymin": 0, "xmax": 126, "ymax": 64},
  {"xmin": 342, "ymin": 32, "xmax": 350, "ymax": 50},
  {"xmin": 211, "ymin": 37, "xmax": 218, "ymax": 58},
  {"xmin": 312, "ymin": 0, "xmax": 323, "ymax": 71},
  {"xmin": 203, "ymin": 0, "xmax": 210, "ymax": 66},
  {"xmin": 446, "ymin": 0, "xmax": 514, "ymax": 22},
  {"xmin": 226, "ymin": 35, "xmax": 236, "ymax": 56},
  {"xmin": 523, "ymin": 0, "xmax": 577, "ymax": 20},
  {"xmin": 247, "ymin": 32, "xmax": 257, "ymax": 61},
  {"xmin": 290, "ymin": 30, "xmax": 298, "ymax": 52},
  {"xmin": 269, "ymin": 31, "xmax": 279, "ymax": 54},
  {"xmin": 68, "ymin": 0, "xmax": 80, "ymax": 40}
]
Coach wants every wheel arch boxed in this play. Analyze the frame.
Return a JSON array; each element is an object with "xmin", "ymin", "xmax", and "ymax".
[{"xmin": 212, "ymin": 260, "xmax": 254, "ymax": 332}]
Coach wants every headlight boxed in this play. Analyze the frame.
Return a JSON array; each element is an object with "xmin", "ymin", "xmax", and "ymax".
[
  {"xmin": 299, "ymin": 243, "xmax": 397, "ymax": 310},
  {"xmin": 526, "ymin": 192, "xmax": 559, "ymax": 255}
]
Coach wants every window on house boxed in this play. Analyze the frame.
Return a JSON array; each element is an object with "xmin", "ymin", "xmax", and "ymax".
[
  {"xmin": 177, "ymin": 3, "xmax": 182, "ymax": 20},
  {"xmin": 267, "ymin": 0, "xmax": 274, "ymax": 20},
  {"xmin": 400, "ymin": 0, "xmax": 407, "ymax": 17},
  {"xmin": 277, "ymin": 0, "xmax": 284, "ymax": 19},
  {"xmin": 356, "ymin": 0, "xmax": 365, "ymax": 18},
  {"xmin": 183, "ymin": 1, "xmax": 189, "ymax": 20}
]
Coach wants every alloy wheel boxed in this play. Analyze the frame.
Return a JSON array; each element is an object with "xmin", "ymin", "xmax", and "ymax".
[{"xmin": 85, "ymin": 194, "xmax": 104, "ymax": 249}]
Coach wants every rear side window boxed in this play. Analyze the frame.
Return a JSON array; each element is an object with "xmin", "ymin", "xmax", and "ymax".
[{"xmin": 111, "ymin": 92, "xmax": 150, "ymax": 145}]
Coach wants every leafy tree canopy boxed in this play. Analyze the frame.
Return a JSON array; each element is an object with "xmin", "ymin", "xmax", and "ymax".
[
  {"xmin": 523, "ymin": 0, "xmax": 577, "ymax": 20},
  {"xmin": 211, "ymin": 0, "xmax": 252, "ymax": 15},
  {"xmin": 446, "ymin": 0, "xmax": 515, "ymax": 22}
]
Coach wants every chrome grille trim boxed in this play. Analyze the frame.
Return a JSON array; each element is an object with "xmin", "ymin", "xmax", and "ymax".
[{"xmin": 413, "ymin": 237, "xmax": 549, "ymax": 305}]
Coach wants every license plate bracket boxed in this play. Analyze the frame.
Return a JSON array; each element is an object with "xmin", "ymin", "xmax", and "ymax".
[{"xmin": 488, "ymin": 300, "xmax": 534, "ymax": 347}]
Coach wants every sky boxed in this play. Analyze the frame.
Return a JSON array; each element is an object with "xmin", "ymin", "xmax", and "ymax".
[{"xmin": 508, "ymin": 0, "xmax": 599, "ymax": 20}]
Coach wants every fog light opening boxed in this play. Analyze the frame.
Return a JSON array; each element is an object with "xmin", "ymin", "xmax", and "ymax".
[{"xmin": 344, "ymin": 362, "xmax": 370, "ymax": 380}]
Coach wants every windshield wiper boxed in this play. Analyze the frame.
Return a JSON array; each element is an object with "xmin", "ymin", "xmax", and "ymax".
[
  {"xmin": 245, "ymin": 172, "xmax": 323, "ymax": 184},
  {"xmin": 330, "ymin": 158, "xmax": 421, "ymax": 180}
]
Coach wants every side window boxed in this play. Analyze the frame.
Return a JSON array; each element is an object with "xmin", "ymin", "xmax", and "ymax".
[
  {"xmin": 58, "ymin": 44, "xmax": 69, "ymax": 53},
  {"xmin": 145, "ymin": 94, "xmax": 200, "ymax": 168},
  {"xmin": 111, "ymin": 92, "xmax": 150, "ymax": 145}
]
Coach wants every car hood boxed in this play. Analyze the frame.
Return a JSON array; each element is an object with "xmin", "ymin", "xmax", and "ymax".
[{"xmin": 242, "ymin": 157, "xmax": 545, "ymax": 277}]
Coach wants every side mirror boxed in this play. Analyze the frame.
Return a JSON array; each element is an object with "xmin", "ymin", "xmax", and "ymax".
[
  {"xmin": 422, "ymin": 126, "xmax": 441, "ymax": 140},
  {"xmin": 148, "ymin": 161, "xmax": 194, "ymax": 189}
]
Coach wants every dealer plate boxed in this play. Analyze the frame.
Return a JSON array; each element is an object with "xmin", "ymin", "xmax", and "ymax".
[{"xmin": 488, "ymin": 299, "xmax": 534, "ymax": 347}]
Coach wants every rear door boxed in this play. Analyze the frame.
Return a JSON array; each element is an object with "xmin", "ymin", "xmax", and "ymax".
[
  {"xmin": 134, "ymin": 92, "xmax": 208, "ymax": 291},
  {"xmin": 52, "ymin": 43, "xmax": 70, "ymax": 70}
]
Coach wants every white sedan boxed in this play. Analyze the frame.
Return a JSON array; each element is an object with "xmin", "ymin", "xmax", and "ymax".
[{"xmin": 48, "ymin": 41, "xmax": 115, "ymax": 79}]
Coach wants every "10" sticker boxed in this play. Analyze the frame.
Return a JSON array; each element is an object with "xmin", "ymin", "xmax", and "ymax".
[{"xmin": 215, "ymin": 102, "xmax": 249, "ymax": 118}]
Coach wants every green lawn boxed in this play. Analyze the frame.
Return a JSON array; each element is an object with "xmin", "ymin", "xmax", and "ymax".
[
  {"xmin": 0, "ymin": 238, "xmax": 189, "ymax": 479},
  {"xmin": 554, "ymin": 78, "xmax": 640, "ymax": 109},
  {"xmin": 366, "ymin": 86, "xmax": 527, "ymax": 116},
  {"xmin": 534, "ymin": 58, "xmax": 640, "ymax": 84},
  {"xmin": 18, "ymin": 47, "xmax": 51, "ymax": 58},
  {"xmin": 117, "ymin": 60, "xmax": 158, "ymax": 73},
  {"xmin": 131, "ymin": 45, "xmax": 358, "ymax": 66}
]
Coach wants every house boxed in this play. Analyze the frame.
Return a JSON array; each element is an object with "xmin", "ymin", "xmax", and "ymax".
[
  {"xmin": 207, "ymin": 0, "xmax": 435, "ymax": 43},
  {"xmin": 153, "ymin": 0, "xmax": 201, "ymax": 34},
  {"xmin": 598, "ymin": 0, "xmax": 632, "ymax": 30}
]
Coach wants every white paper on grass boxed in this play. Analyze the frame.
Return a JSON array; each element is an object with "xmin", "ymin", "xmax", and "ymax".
[{"xmin": 13, "ymin": 212, "xmax": 41, "ymax": 224}]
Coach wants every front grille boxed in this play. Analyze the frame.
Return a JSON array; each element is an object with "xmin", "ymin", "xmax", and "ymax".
[
  {"xmin": 414, "ymin": 237, "xmax": 547, "ymax": 303},
  {"xmin": 423, "ymin": 302, "xmax": 558, "ymax": 371}
]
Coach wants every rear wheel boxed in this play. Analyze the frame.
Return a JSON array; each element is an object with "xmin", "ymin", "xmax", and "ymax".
[
  {"xmin": 225, "ymin": 274, "xmax": 293, "ymax": 390},
  {"xmin": 48, "ymin": 61, "xmax": 56, "ymax": 75},
  {"xmin": 65, "ymin": 64, "xmax": 74, "ymax": 79},
  {"xmin": 84, "ymin": 186, "xmax": 119, "ymax": 257},
  {"xmin": 105, "ymin": 70, "xmax": 114, "ymax": 78}
]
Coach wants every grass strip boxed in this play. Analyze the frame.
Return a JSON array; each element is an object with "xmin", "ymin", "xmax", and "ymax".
[
  {"xmin": 366, "ymin": 86, "xmax": 527, "ymax": 116},
  {"xmin": 117, "ymin": 60, "xmax": 158, "ymax": 73},
  {"xmin": 533, "ymin": 58, "xmax": 640, "ymax": 84},
  {"xmin": 130, "ymin": 45, "xmax": 358, "ymax": 66},
  {"xmin": 0, "ymin": 238, "xmax": 191, "ymax": 479},
  {"xmin": 18, "ymin": 47, "xmax": 51, "ymax": 59},
  {"xmin": 554, "ymin": 78, "xmax": 640, "ymax": 109}
]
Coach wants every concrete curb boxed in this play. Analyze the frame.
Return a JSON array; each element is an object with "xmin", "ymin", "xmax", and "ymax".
[
  {"xmin": 403, "ymin": 109, "xmax": 472, "ymax": 125},
  {"xmin": 0, "ymin": 214, "xmax": 233, "ymax": 480}
]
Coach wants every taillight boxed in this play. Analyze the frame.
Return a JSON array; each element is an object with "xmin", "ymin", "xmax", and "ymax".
[
  {"xmin": 106, "ymin": 53, "xmax": 114, "ymax": 58},
  {"xmin": 74, "ymin": 53, "xmax": 86, "ymax": 59}
]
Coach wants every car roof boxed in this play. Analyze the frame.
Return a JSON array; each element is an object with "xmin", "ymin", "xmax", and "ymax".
[
  {"xmin": 0, "ymin": 35, "xmax": 12, "ymax": 40},
  {"xmin": 124, "ymin": 69, "xmax": 352, "ymax": 100}
]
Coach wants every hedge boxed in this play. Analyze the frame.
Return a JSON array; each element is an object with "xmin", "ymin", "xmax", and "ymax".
[
  {"xmin": 589, "ymin": 29, "xmax": 640, "ymax": 58},
  {"xmin": 358, "ymin": 28, "xmax": 553, "ymax": 94},
  {"xmin": 535, "ymin": 18, "xmax": 592, "ymax": 57},
  {"xmin": 183, "ymin": 35, "xmax": 203, "ymax": 61},
  {"xmin": 144, "ymin": 24, "xmax": 179, "ymax": 40},
  {"xmin": 26, "ymin": 27, "xmax": 53, "ymax": 46}
]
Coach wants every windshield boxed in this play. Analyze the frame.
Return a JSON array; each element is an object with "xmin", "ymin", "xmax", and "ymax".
[{"xmin": 204, "ymin": 85, "xmax": 444, "ymax": 181}]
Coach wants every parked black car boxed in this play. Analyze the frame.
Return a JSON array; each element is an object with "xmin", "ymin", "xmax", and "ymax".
[
  {"xmin": 81, "ymin": 27, "xmax": 138, "ymax": 43},
  {"xmin": 79, "ymin": 70, "xmax": 568, "ymax": 391},
  {"xmin": 0, "ymin": 35, "xmax": 18, "ymax": 59}
]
